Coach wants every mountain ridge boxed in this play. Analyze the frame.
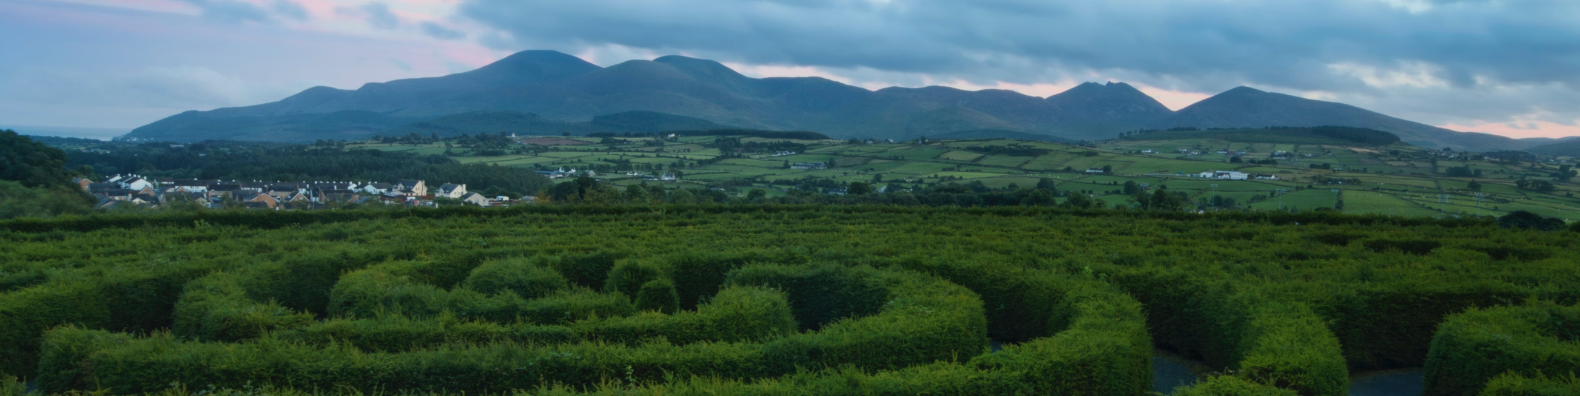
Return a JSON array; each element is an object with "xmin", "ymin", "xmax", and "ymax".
[{"xmin": 124, "ymin": 50, "xmax": 1547, "ymax": 151}]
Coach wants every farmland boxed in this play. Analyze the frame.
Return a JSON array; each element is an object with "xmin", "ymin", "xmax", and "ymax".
[{"xmin": 349, "ymin": 130, "xmax": 1580, "ymax": 220}]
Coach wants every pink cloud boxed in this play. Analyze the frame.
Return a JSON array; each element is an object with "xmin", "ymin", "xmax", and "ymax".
[{"xmin": 1441, "ymin": 120, "xmax": 1580, "ymax": 139}]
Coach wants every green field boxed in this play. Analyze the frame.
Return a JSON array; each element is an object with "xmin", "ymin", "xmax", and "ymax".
[{"xmin": 344, "ymin": 133, "xmax": 1580, "ymax": 220}]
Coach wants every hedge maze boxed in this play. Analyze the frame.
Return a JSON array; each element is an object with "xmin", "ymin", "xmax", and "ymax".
[{"xmin": 1, "ymin": 206, "xmax": 1577, "ymax": 395}]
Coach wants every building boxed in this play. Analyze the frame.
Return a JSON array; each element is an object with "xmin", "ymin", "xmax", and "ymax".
[
  {"xmin": 436, "ymin": 183, "xmax": 467, "ymax": 199},
  {"xmin": 360, "ymin": 182, "xmax": 394, "ymax": 195},
  {"xmin": 459, "ymin": 192, "xmax": 490, "ymax": 207},
  {"xmin": 395, "ymin": 180, "xmax": 427, "ymax": 197},
  {"xmin": 1086, "ymin": 168, "xmax": 1106, "ymax": 174},
  {"xmin": 791, "ymin": 162, "xmax": 827, "ymax": 170},
  {"xmin": 1197, "ymin": 171, "xmax": 1249, "ymax": 180}
]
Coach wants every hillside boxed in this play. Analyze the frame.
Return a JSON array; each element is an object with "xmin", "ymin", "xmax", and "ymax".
[
  {"xmin": 1526, "ymin": 138, "xmax": 1580, "ymax": 157},
  {"xmin": 1155, "ymin": 87, "xmax": 1529, "ymax": 150},
  {"xmin": 125, "ymin": 50, "xmax": 1554, "ymax": 150},
  {"xmin": 1123, "ymin": 126, "xmax": 1402, "ymax": 146}
]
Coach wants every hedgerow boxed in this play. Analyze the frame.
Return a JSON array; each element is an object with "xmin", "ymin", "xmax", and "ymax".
[
  {"xmin": 1424, "ymin": 301, "xmax": 1580, "ymax": 396},
  {"xmin": 2, "ymin": 206, "xmax": 1576, "ymax": 395}
]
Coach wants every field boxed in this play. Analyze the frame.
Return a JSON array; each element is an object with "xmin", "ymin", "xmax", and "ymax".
[
  {"xmin": 348, "ymin": 134, "xmax": 1580, "ymax": 220},
  {"xmin": 2, "ymin": 207, "xmax": 1578, "ymax": 395}
]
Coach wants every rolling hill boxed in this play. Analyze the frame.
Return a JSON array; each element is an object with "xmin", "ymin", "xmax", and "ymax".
[{"xmin": 125, "ymin": 50, "xmax": 1553, "ymax": 151}]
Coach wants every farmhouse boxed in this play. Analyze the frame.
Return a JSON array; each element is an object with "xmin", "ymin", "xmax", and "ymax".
[
  {"xmin": 791, "ymin": 162, "xmax": 827, "ymax": 170},
  {"xmin": 436, "ymin": 183, "xmax": 467, "ymax": 199},
  {"xmin": 1197, "ymin": 171, "xmax": 1250, "ymax": 180}
]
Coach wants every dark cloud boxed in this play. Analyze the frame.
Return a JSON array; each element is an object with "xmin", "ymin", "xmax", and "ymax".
[
  {"xmin": 362, "ymin": 2, "xmax": 400, "ymax": 30},
  {"xmin": 182, "ymin": 0, "xmax": 272, "ymax": 24},
  {"xmin": 421, "ymin": 22, "xmax": 466, "ymax": 40},
  {"xmin": 454, "ymin": 0, "xmax": 1580, "ymax": 128}
]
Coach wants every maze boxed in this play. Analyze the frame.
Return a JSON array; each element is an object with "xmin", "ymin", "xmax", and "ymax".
[{"xmin": 1, "ymin": 206, "xmax": 1577, "ymax": 395}]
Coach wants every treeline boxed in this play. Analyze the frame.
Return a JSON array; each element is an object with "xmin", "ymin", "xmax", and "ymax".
[
  {"xmin": 543, "ymin": 177, "xmax": 1181, "ymax": 213},
  {"xmin": 964, "ymin": 144, "xmax": 1051, "ymax": 157},
  {"xmin": 672, "ymin": 129, "xmax": 829, "ymax": 140},
  {"xmin": 0, "ymin": 131, "xmax": 96, "ymax": 219},
  {"xmin": 1122, "ymin": 126, "xmax": 1400, "ymax": 146},
  {"xmin": 58, "ymin": 140, "xmax": 552, "ymax": 195}
]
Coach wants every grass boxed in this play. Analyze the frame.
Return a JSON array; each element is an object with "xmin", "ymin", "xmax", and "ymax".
[{"xmin": 347, "ymin": 133, "xmax": 1580, "ymax": 219}]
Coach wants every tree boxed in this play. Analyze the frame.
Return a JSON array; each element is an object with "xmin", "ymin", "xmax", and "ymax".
[
  {"xmin": 1467, "ymin": 180, "xmax": 1482, "ymax": 192},
  {"xmin": 624, "ymin": 185, "xmax": 649, "ymax": 204},
  {"xmin": 1122, "ymin": 181, "xmax": 1140, "ymax": 195},
  {"xmin": 669, "ymin": 188, "xmax": 696, "ymax": 205},
  {"xmin": 848, "ymin": 182, "xmax": 874, "ymax": 195},
  {"xmin": 746, "ymin": 188, "xmax": 767, "ymax": 202},
  {"xmin": 1036, "ymin": 178, "xmax": 1058, "ymax": 193},
  {"xmin": 1, "ymin": 130, "xmax": 76, "ymax": 188},
  {"xmin": 0, "ymin": 180, "xmax": 93, "ymax": 219},
  {"xmin": 1101, "ymin": 165, "xmax": 1113, "ymax": 174},
  {"xmin": 1021, "ymin": 189, "xmax": 1056, "ymax": 206},
  {"xmin": 1497, "ymin": 211, "xmax": 1565, "ymax": 231}
]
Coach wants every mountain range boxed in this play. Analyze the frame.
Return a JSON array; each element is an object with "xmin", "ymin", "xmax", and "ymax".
[{"xmin": 126, "ymin": 50, "xmax": 1559, "ymax": 151}]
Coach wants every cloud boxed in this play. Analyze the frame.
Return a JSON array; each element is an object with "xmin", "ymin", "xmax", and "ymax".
[
  {"xmin": 389, "ymin": 58, "xmax": 413, "ymax": 71},
  {"xmin": 182, "ymin": 0, "xmax": 272, "ymax": 24},
  {"xmin": 420, "ymin": 22, "xmax": 466, "ymax": 40},
  {"xmin": 7, "ymin": 65, "xmax": 308, "ymax": 111},
  {"xmin": 272, "ymin": 0, "xmax": 308, "ymax": 20},
  {"xmin": 361, "ymin": 2, "xmax": 399, "ymax": 30},
  {"xmin": 455, "ymin": 0, "xmax": 1580, "ymax": 132}
]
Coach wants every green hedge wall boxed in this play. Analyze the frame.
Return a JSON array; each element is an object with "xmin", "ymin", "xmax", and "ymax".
[
  {"xmin": 35, "ymin": 264, "xmax": 992, "ymax": 394},
  {"xmin": 1425, "ymin": 301, "xmax": 1580, "ymax": 396},
  {"xmin": 1478, "ymin": 372, "xmax": 1580, "ymax": 396}
]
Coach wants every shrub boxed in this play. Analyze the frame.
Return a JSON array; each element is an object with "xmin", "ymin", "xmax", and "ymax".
[
  {"xmin": 633, "ymin": 279, "xmax": 679, "ymax": 314},
  {"xmin": 171, "ymin": 272, "xmax": 315, "ymax": 342},
  {"xmin": 1174, "ymin": 375, "xmax": 1300, "ymax": 396},
  {"xmin": 463, "ymin": 258, "xmax": 570, "ymax": 298},
  {"xmin": 1424, "ymin": 301, "xmax": 1580, "ymax": 396},
  {"xmin": 603, "ymin": 260, "xmax": 662, "ymax": 299},
  {"xmin": 1479, "ymin": 372, "xmax": 1580, "ymax": 396}
]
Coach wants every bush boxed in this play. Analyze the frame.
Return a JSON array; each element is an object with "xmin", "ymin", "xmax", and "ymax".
[
  {"xmin": 1175, "ymin": 375, "xmax": 1300, "ymax": 396},
  {"xmin": 1479, "ymin": 372, "xmax": 1580, "ymax": 396},
  {"xmin": 603, "ymin": 260, "xmax": 662, "ymax": 299},
  {"xmin": 463, "ymin": 258, "xmax": 569, "ymax": 298},
  {"xmin": 1498, "ymin": 211, "xmax": 1566, "ymax": 231},
  {"xmin": 634, "ymin": 279, "xmax": 679, "ymax": 314},
  {"xmin": 1424, "ymin": 301, "xmax": 1580, "ymax": 396},
  {"xmin": 171, "ymin": 272, "xmax": 315, "ymax": 342}
]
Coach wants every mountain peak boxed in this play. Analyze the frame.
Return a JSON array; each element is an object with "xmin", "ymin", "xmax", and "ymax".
[
  {"xmin": 652, "ymin": 55, "xmax": 748, "ymax": 80},
  {"xmin": 1047, "ymin": 81, "xmax": 1172, "ymax": 120},
  {"xmin": 1220, "ymin": 86, "xmax": 1267, "ymax": 96},
  {"xmin": 471, "ymin": 50, "xmax": 601, "ymax": 76}
]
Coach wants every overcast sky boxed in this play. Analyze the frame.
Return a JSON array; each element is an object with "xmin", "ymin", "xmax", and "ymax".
[{"xmin": 2, "ymin": 0, "xmax": 1578, "ymax": 139}]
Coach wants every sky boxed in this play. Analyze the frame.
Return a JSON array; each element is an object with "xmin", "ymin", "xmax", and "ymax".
[{"xmin": 1, "ymin": 0, "xmax": 1578, "ymax": 139}]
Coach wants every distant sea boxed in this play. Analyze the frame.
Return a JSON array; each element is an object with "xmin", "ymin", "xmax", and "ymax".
[{"xmin": 2, "ymin": 125, "xmax": 128, "ymax": 141}]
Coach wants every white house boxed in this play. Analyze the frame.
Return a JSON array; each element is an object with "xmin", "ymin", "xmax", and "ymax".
[
  {"xmin": 459, "ymin": 192, "xmax": 490, "ymax": 207},
  {"xmin": 436, "ymin": 183, "xmax": 467, "ymax": 198},
  {"xmin": 1197, "ymin": 171, "xmax": 1249, "ymax": 180},
  {"xmin": 116, "ymin": 176, "xmax": 154, "ymax": 192}
]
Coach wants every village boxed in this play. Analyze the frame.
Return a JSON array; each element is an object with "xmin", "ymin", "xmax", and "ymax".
[{"xmin": 75, "ymin": 175, "xmax": 524, "ymax": 210}]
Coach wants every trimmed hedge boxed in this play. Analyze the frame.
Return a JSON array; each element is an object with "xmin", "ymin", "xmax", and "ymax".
[
  {"xmin": 36, "ymin": 265, "xmax": 990, "ymax": 394},
  {"xmin": 463, "ymin": 258, "xmax": 570, "ymax": 299},
  {"xmin": 1425, "ymin": 301, "xmax": 1580, "ymax": 396},
  {"xmin": 1115, "ymin": 269, "xmax": 1348, "ymax": 396},
  {"xmin": 1174, "ymin": 376, "xmax": 1301, "ymax": 396},
  {"xmin": 1479, "ymin": 372, "xmax": 1580, "ymax": 396},
  {"xmin": 328, "ymin": 266, "xmax": 636, "ymax": 325}
]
